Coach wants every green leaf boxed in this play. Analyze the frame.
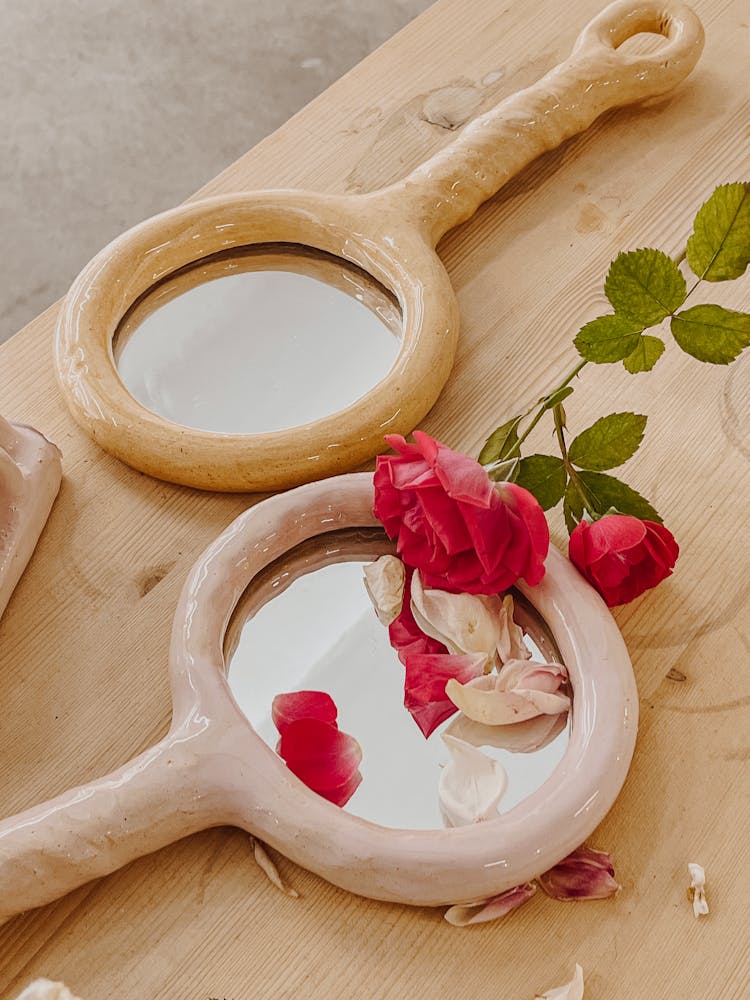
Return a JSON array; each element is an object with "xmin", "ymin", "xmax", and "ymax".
[
  {"xmin": 542, "ymin": 386, "xmax": 575, "ymax": 410},
  {"xmin": 479, "ymin": 416, "xmax": 522, "ymax": 465},
  {"xmin": 604, "ymin": 248, "xmax": 687, "ymax": 324},
  {"xmin": 576, "ymin": 470, "xmax": 662, "ymax": 522},
  {"xmin": 670, "ymin": 304, "xmax": 750, "ymax": 364},
  {"xmin": 686, "ymin": 182, "xmax": 750, "ymax": 281},
  {"xmin": 574, "ymin": 314, "xmax": 643, "ymax": 363},
  {"xmin": 514, "ymin": 454, "xmax": 567, "ymax": 510},
  {"xmin": 486, "ymin": 456, "xmax": 520, "ymax": 483},
  {"xmin": 623, "ymin": 335, "xmax": 665, "ymax": 373},
  {"xmin": 563, "ymin": 480, "xmax": 584, "ymax": 535},
  {"xmin": 568, "ymin": 412, "xmax": 647, "ymax": 471}
]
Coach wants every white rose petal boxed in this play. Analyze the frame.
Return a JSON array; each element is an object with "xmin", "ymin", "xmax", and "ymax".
[
  {"xmin": 410, "ymin": 571, "xmax": 502, "ymax": 660},
  {"xmin": 438, "ymin": 733, "xmax": 507, "ymax": 827},
  {"xmin": 446, "ymin": 661, "xmax": 570, "ymax": 726},
  {"xmin": 496, "ymin": 594, "xmax": 531, "ymax": 663},
  {"xmin": 251, "ymin": 836, "xmax": 299, "ymax": 898},
  {"xmin": 363, "ymin": 555, "xmax": 405, "ymax": 625},
  {"xmin": 688, "ymin": 862, "xmax": 709, "ymax": 917},
  {"xmin": 14, "ymin": 982, "xmax": 83, "ymax": 1000},
  {"xmin": 536, "ymin": 964, "xmax": 585, "ymax": 1000}
]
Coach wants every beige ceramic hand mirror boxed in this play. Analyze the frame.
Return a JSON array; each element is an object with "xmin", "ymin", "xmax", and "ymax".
[
  {"xmin": 55, "ymin": 0, "xmax": 703, "ymax": 491},
  {"xmin": 0, "ymin": 474, "xmax": 636, "ymax": 919}
]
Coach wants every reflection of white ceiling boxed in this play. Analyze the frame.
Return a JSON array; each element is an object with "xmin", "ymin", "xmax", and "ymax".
[
  {"xmin": 228, "ymin": 561, "xmax": 570, "ymax": 830},
  {"xmin": 117, "ymin": 269, "xmax": 400, "ymax": 433}
]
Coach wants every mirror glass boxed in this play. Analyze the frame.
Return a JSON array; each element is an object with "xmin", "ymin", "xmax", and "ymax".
[
  {"xmin": 226, "ymin": 530, "xmax": 571, "ymax": 831},
  {"xmin": 114, "ymin": 245, "xmax": 401, "ymax": 434}
]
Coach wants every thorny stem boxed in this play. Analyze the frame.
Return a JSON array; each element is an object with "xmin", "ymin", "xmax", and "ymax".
[
  {"xmin": 553, "ymin": 404, "xmax": 570, "ymax": 465},
  {"xmin": 553, "ymin": 404, "xmax": 600, "ymax": 521},
  {"xmin": 508, "ymin": 359, "xmax": 588, "ymax": 458}
]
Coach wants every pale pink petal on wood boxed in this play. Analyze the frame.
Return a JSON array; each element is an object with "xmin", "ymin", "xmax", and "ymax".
[
  {"xmin": 444, "ymin": 882, "xmax": 536, "ymax": 926},
  {"xmin": 538, "ymin": 845, "xmax": 620, "ymax": 900}
]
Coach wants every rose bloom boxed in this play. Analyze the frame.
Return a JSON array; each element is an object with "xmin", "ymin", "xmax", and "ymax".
[
  {"xmin": 569, "ymin": 513, "xmax": 679, "ymax": 607},
  {"xmin": 373, "ymin": 431, "xmax": 549, "ymax": 595}
]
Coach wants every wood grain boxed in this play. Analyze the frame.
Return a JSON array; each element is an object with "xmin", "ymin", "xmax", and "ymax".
[{"xmin": 0, "ymin": 0, "xmax": 748, "ymax": 996}]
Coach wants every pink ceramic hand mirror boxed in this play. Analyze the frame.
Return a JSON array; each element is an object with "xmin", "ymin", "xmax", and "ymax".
[
  {"xmin": 54, "ymin": 0, "xmax": 703, "ymax": 492},
  {"xmin": 0, "ymin": 474, "xmax": 636, "ymax": 920}
]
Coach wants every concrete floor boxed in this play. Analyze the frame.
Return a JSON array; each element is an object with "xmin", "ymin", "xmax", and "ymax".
[{"xmin": 0, "ymin": 0, "xmax": 431, "ymax": 343}]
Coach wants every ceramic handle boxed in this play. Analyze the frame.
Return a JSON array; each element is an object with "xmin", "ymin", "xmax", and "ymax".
[
  {"xmin": 0, "ymin": 728, "xmax": 214, "ymax": 922},
  {"xmin": 390, "ymin": 0, "xmax": 704, "ymax": 244}
]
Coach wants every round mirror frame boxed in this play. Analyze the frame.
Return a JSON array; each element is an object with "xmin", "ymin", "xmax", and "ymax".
[
  {"xmin": 171, "ymin": 472, "xmax": 638, "ymax": 905},
  {"xmin": 54, "ymin": 0, "xmax": 705, "ymax": 492},
  {"xmin": 0, "ymin": 473, "xmax": 637, "ymax": 916},
  {"xmin": 55, "ymin": 191, "xmax": 457, "ymax": 492}
]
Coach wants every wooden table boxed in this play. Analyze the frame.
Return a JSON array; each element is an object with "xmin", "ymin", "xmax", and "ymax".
[{"xmin": 1, "ymin": 0, "xmax": 748, "ymax": 996}]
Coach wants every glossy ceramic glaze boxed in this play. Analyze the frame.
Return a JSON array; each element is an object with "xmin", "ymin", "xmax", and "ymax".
[
  {"xmin": 0, "ymin": 474, "xmax": 637, "ymax": 919},
  {"xmin": 0, "ymin": 416, "xmax": 62, "ymax": 621},
  {"xmin": 226, "ymin": 539, "xmax": 570, "ymax": 830},
  {"xmin": 54, "ymin": 1, "xmax": 704, "ymax": 491}
]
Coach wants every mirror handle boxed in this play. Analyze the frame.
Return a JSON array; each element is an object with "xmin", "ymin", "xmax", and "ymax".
[
  {"xmin": 378, "ymin": 0, "xmax": 704, "ymax": 245},
  {"xmin": 0, "ymin": 727, "xmax": 213, "ymax": 923}
]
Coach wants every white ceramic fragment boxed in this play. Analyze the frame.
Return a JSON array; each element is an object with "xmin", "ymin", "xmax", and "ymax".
[
  {"xmin": 14, "ymin": 981, "xmax": 83, "ymax": 1000},
  {"xmin": 438, "ymin": 734, "xmax": 507, "ymax": 827},
  {"xmin": 363, "ymin": 555, "xmax": 405, "ymax": 625},
  {"xmin": 688, "ymin": 862, "xmax": 709, "ymax": 917},
  {"xmin": 536, "ymin": 964, "xmax": 585, "ymax": 999},
  {"xmin": 0, "ymin": 416, "xmax": 62, "ymax": 622},
  {"xmin": 446, "ymin": 660, "xmax": 570, "ymax": 725}
]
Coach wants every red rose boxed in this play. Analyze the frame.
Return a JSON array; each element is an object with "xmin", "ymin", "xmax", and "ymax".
[
  {"xmin": 569, "ymin": 514, "xmax": 679, "ymax": 607},
  {"xmin": 373, "ymin": 432, "xmax": 549, "ymax": 595}
]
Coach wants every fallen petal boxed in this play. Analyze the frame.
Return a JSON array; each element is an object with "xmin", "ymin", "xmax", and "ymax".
[
  {"xmin": 538, "ymin": 845, "xmax": 620, "ymax": 900},
  {"xmin": 364, "ymin": 555, "xmax": 406, "ymax": 625},
  {"xmin": 447, "ymin": 675, "xmax": 541, "ymax": 726},
  {"xmin": 250, "ymin": 836, "xmax": 299, "ymax": 898},
  {"xmin": 388, "ymin": 569, "xmax": 448, "ymax": 659},
  {"xmin": 535, "ymin": 964, "xmax": 585, "ymax": 1000},
  {"xmin": 403, "ymin": 652, "xmax": 487, "ymax": 737},
  {"xmin": 496, "ymin": 594, "xmax": 531, "ymax": 663},
  {"xmin": 277, "ymin": 718, "xmax": 362, "ymax": 805},
  {"xmin": 322, "ymin": 767, "xmax": 363, "ymax": 807},
  {"xmin": 688, "ymin": 862, "xmax": 709, "ymax": 917},
  {"xmin": 497, "ymin": 658, "xmax": 569, "ymax": 694},
  {"xmin": 444, "ymin": 882, "xmax": 536, "ymax": 926},
  {"xmin": 14, "ymin": 983, "xmax": 83, "ymax": 1000},
  {"xmin": 445, "ymin": 710, "xmax": 568, "ymax": 753},
  {"xmin": 272, "ymin": 691, "xmax": 338, "ymax": 735},
  {"xmin": 447, "ymin": 664, "xmax": 570, "ymax": 727},
  {"xmin": 438, "ymin": 734, "xmax": 507, "ymax": 827},
  {"xmin": 410, "ymin": 571, "xmax": 502, "ymax": 659}
]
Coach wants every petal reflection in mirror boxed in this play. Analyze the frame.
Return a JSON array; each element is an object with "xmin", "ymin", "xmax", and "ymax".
[{"xmin": 225, "ymin": 528, "xmax": 571, "ymax": 830}]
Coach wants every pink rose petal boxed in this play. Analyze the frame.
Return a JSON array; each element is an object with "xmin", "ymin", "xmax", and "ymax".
[
  {"xmin": 403, "ymin": 652, "xmax": 487, "ymax": 738},
  {"xmin": 444, "ymin": 882, "xmax": 536, "ymax": 926},
  {"xmin": 538, "ymin": 845, "xmax": 620, "ymax": 900},
  {"xmin": 271, "ymin": 690, "xmax": 338, "ymax": 735},
  {"xmin": 277, "ymin": 718, "xmax": 362, "ymax": 806},
  {"xmin": 446, "ymin": 661, "xmax": 570, "ymax": 726},
  {"xmin": 388, "ymin": 569, "xmax": 448, "ymax": 660}
]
